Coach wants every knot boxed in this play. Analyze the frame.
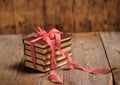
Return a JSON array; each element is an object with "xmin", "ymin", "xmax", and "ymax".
[{"xmin": 36, "ymin": 27, "xmax": 62, "ymax": 40}]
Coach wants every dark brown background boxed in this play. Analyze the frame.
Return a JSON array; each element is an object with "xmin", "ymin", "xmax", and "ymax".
[{"xmin": 0, "ymin": 0, "xmax": 120, "ymax": 34}]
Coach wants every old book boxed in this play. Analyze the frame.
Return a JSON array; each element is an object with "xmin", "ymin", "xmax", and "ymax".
[
  {"xmin": 24, "ymin": 53, "xmax": 71, "ymax": 65},
  {"xmin": 24, "ymin": 45, "xmax": 72, "ymax": 60},
  {"xmin": 23, "ymin": 33, "xmax": 72, "ymax": 72},
  {"xmin": 24, "ymin": 40, "xmax": 71, "ymax": 54},
  {"xmin": 25, "ymin": 58, "xmax": 67, "ymax": 72},
  {"xmin": 23, "ymin": 33, "xmax": 71, "ymax": 49}
]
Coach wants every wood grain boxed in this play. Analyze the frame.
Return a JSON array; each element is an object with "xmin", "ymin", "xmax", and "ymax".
[
  {"xmin": 63, "ymin": 33, "xmax": 112, "ymax": 85},
  {"xmin": 74, "ymin": 0, "xmax": 89, "ymax": 32},
  {"xmin": 0, "ymin": 0, "xmax": 15, "ymax": 34},
  {"xmin": 44, "ymin": 0, "xmax": 60, "ymax": 31},
  {"xmin": 14, "ymin": 0, "xmax": 29, "ymax": 34},
  {"xmin": 117, "ymin": 0, "xmax": 120, "ymax": 31},
  {"xmin": 28, "ymin": 0, "xmax": 44, "ymax": 33},
  {"xmin": 44, "ymin": 0, "xmax": 75, "ymax": 32},
  {"xmin": 0, "ymin": 35, "xmax": 23, "ymax": 85},
  {"xmin": 0, "ymin": 0, "xmax": 120, "ymax": 34},
  {"xmin": 106, "ymin": 0, "xmax": 118, "ymax": 31},
  {"xmin": 0, "ymin": 33, "xmax": 118, "ymax": 85},
  {"xmin": 100, "ymin": 32, "xmax": 120, "ymax": 85},
  {"xmin": 58, "ymin": 0, "xmax": 74, "ymax": 32},
  {"xmin": 89, "ymin": 0, "xmax": 105, "ymax": 31}
]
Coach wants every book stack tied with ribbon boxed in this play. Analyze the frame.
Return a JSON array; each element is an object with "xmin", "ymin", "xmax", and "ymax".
[
  {"xmin": 22, "ymin": 27, "xmax": 115, "ymax": 84},
  {"xmin": 23, "ymin": 28, "xmax": 72, "ymax": 72}
]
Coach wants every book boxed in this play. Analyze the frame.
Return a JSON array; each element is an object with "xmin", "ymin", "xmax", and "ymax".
[
  {"xmin": 24, "ymin": 45, "xmax": 72, "ymax": 60},
  {"xmin": 24, "ymin": 40, "xmax": 71, "ymax": 54},
  {"xmin": 24, "ymin": 52, "xmax": 71, "ymax": 65},
  {"xmin": 23, "ymin": 33, "xmax": 71, "ymax": 49},
  {"xmin": 23, "ymin": 33, "xmax": 72, "ymax": 72},
  {"xmin": 25, "ymin": 58, "xmax": 67, "ymax": 72}
]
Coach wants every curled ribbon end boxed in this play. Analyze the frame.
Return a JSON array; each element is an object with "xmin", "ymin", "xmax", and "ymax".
[
  {"xmin": 36, "ymin": 27, "xmax": 41, "ymax": 32},
  {"xmin": 48, "ymin": 71, "xmax": 63, "ymax": 84}
]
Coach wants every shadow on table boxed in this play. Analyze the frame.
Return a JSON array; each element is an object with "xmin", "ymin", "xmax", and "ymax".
[{"xmin": 9, "ymin": 62, "xmax": 44, "ymax": 74}]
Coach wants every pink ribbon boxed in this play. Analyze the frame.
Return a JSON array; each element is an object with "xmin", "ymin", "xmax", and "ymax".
[{"xmin": 30, "ymin": 27, "xmax": 115, "ymax": 84}]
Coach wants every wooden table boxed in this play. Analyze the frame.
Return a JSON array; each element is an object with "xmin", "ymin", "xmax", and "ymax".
[{"xmin": 0, "ymin": 32, "xmax": 120, "ymax": 85}]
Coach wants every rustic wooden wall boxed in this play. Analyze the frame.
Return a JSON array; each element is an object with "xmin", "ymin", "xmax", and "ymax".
[{"xmin": 0, "ymin": 0, "xmax": 119, "ymax": 34}]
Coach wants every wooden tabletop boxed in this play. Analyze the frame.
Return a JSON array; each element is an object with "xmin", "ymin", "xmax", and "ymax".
[{"xmin": 0, "ymin": 32, "xmax": 120, "ymax": 85}]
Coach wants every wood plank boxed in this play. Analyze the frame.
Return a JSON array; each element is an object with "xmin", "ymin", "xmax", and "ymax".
[
  {"xmin": 0, "ymin": 0, "xmax": 14, "ymax": 11},
  {"xmin": 0, "ymin": 35, "xmax": 54, "ymax": 85},
  {"xmin": 106, "ymin": 0, "xmax": 118, "ymax": 31},
  {"xmin": 89, "ymin": 0, "xmax": 105, "ymax": 31},
  {"xmin": 63, "ymin": 33, "xmax": 112, "ymax": 85},
  {"xmin": 17, "ymin": 66, "xmax": 64, "ymax": 85},
  {"xmin": 0, "ymin": 9, "xmax": 1, "ymax": 34},
  {"xmin": 117, "ymin": 0, "xmax": 120, "ymax": 31},
  {"xmin": 0, "ymin": 33, "xmax": 114, "ymax": 85},
  {"xmin": 74, "ymin": 0, "xmax": 89, "ymax": 32},
  {"xmin": 44, "ymin": 0, "xmax": 60, "ymax": 31},
  {"xmin": 13, "ymin": 60, "xmax": 42, "ymax": 85},
  {"xmin": 0, "ymin": 35, "xmax": 23, "ymax": 85},
  {"xmin": 14, "ymin": 0, "xmax": 29, "ymax": 34},
  {"xmin": 45, "ymin": 0, "xmax": 74, "ymax": 32},
  {"xmin": 58, "ymin": 0, "xmax": 74, "ymax": 32},
  {"xmin": 100, "ymin": 32, "xmax": 120, "ymax": 85},
  {"xmin": 0, "ymin": 0, "xmax": 15, "ymax": 34},
  {"xmin": 28, "ymin": 0, "xmax": 44, "ymax": 33},
  {"xmin": 14, "ymin": 58, "xmax": 63, "ymax": 85}
]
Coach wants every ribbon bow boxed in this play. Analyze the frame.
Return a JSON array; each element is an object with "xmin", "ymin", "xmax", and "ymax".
[{"xmin": 30, "ymin": 27, "xmax": 115, "ymax": 84}]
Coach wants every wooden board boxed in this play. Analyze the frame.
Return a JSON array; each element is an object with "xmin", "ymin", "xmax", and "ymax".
[
  {"xmin": 0, "ymin": 0, "xmax": 15, "ymax": 34},
  {"xmin": 14, "ymin": 0, "xmax": 29, "ymax": 34},
  {"xmin": 0, "ymin": 35, "xmax": 23, "ymax": 85},
  {"xmin": 58, "ymin": 0, "xmax": 74, "ymax": 32},
  {"xmin": 100, "ymin": 32, "xmax": 120, "ymax": 85},
  {"xmin": 0, "ymin": 33, "xmax": 116, "ymax": 85},
  {"xmin": 106, "ymin": 0, "xmax": 118, "ymax": 31},
  {"xmin": 117, "ymin": 0, "xmax": 120, "ymax": 31},
  {"xmin": 45, "ymin": 0, "xmax": 74, "ymax": 32},
  {"xmin": 89, "ymin": 0, "xmax": 105, "ymax": 31},
  {"xmin": 0, "ymin": 7, "xmax": 1, "ymax": 34},
  {"xmin": 44, "ymin": 0, "xmax": 60, "ymax": 31},
  {"xmin": 74, "ymin": 0, "xmax": 89, "ymax": 32},
  {"xmin": 28, "ymin": 0, "xmax": 44, "ymax": 33},
  {"xmin": 0, "ymin": 0, "xmax": 120, "ymax": 34},
  {"xmin": 63, "ymin": 33, "xmax": 112, "ymax": 85}
]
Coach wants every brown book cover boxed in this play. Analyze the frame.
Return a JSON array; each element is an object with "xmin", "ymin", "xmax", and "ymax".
[
  {"xmin": 24, "ymin": 40, "xmax": 71, "ymax": 54},
  {"xmin": 24, "ymin": 46, "xmax": 72, "ymax": 60},
  {"xmin": 23, "ymin": 33, "xmax": 71, "ymax": 49},
  {"xmin": 25, "ymin": 58, "xmax": 67, "ymax": 72},
  {"xmin": 24, "ymin": 52, "xmax": 71, "ymax": 65}
]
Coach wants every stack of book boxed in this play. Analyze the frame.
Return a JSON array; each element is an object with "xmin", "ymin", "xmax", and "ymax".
[{"xmin": 23, "ymin": 33, "xmax": 72, "ymax": 72}]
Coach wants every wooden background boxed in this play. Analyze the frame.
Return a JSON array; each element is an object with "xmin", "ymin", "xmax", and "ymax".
[{"xmin": 0, "ymin": 0, "xmax": 120, "ymax": 34}]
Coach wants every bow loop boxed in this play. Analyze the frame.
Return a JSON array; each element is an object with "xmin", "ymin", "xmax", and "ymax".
[{"xmin": 36, "ymin": 27, "xmax": 47, "ymax": 37}]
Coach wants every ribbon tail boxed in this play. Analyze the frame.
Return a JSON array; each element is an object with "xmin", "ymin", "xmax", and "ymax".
[
  {"xmin": 62, "ymin": 52, "xmax": 74, "ymax": 69},
  {"xmin": 68, "ymin": 61, "xmax": 116, "ymax": 74},
  {"xmin": 48, "ymin": 70, "xmax": 63, "ymax": 84},
  {"xmin": 62, "ymin": 53, "xmax": 115, "ymax": 74},
  {"xmin": 30, "ymin": 42, "xmax": 37, "ymax": 70},
  {"xmin": 84, "ymin": 68, "xmax": 116, "ymax": 74},
  {"xmin": 30, "ymin": 37, "xmax": 42, "ymax": 70},
  {"xmin": 43, "ymin": 35, "xmax": 62, "ymax": 83}
]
